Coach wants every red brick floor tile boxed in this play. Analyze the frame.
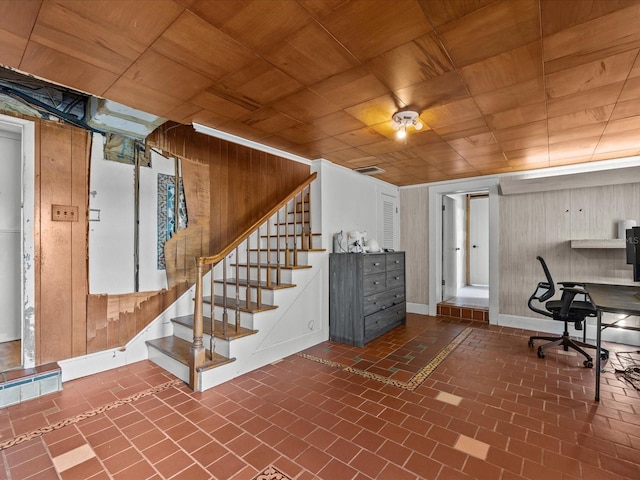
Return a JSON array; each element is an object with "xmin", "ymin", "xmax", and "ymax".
[
  {"xmin": 111, "ymin": 460, "xmax": 156, "ymax": 480},
  {"xmin": 207, "ymin": 452, "xmax": 248, "ymax": 479},
  {"xmin": 349, "ymin": 448, "xmax": 388, "ymax": 478},
  {"xmin": 59, "ymin": 457, "xmax": 103, "ymax": 480},
  {"xmin": 191, "ymin": 440, "xmax": 229, "ymax": 467},
  {"xmin": 153, "ymin": 450, "xmax": 194, "ymax": 478},
  {"xmin": 1, "ymin": 314, "xmax": 639, "ymax": 480},
  {"xmin": 296, "ymin": 445, "xmax": 332, "ymax": 473}
]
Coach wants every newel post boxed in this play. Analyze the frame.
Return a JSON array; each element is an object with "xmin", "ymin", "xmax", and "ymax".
[{"xmin": 190, "ymin": 258, "xmax": 205, "ymax": 390}]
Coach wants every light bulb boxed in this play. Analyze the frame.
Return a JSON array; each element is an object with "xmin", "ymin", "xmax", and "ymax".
[
  {"xmin": 396, "ymin": 125, "xmax": 407, "ymax": 139},
  {"xmin": 414, "ymin": 120, "xmax": 423, "ymax": 130}
]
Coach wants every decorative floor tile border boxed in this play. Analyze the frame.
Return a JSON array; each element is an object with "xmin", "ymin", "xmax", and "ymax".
[
  {"xmin": 252, "ymin": 465, "xmax": 292, "ymax": 480},
  {"xmin": 0, "ymin": 378, "xmax": 183, "ymax": 451},
  {"xmin": 297, "ymin": 327, "xmax": 473, "ymax": 391}
]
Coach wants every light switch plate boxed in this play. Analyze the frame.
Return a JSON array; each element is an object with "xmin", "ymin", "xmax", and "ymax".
[{"xmin": 51, "ymin": 205, "xmax": 79, "ymax": 222}]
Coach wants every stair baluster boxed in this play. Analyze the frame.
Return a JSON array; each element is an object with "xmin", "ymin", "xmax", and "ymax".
[
  {"xmin": 222, "ymin": 256, "xmax": 228, "ymax": 336},
  {"xmin": 209, "ymin": 263, "xmax": 214, "ymax": 357},
  {"xmin": 293, "ymin": 194, "xmax": 299, "ymax": 266},
  {"xmin": 276, "ymin": 212, "xmax": 282, "ymax": 285},
  {"xmin": 301, "ymin": 189, "xmax": 308, "ymax": 251},
  {"xmin": 266, "ymin": 221, "xmax": 272, "ymax": 287},
  {"xmin": 235, "ymin": 246, "xmax": 241, "ymax": 333},
  {"xmin": 255, "ymin": 229, "xmax": 262, "ymax": 308}
]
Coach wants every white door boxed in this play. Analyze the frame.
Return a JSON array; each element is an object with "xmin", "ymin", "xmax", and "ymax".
[
  {"xmin": 0, "ymin": 130, "xmax": 21, "ymax": 342},
  {"xmin": 469, "ymin": 196, "xmax": 489, "ymax": 285},
  {"xmin": 442, "ymin": 195, "xmax": 457, "ymax": 301}
]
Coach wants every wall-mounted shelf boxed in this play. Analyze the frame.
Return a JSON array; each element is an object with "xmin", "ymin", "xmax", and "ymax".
[{"xmin": 570, "ymin": 239, "xmax": 626, "ymax": 249}]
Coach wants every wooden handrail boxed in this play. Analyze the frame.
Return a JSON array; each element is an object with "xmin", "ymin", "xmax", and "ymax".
[
  {"xmin": 190, "ymin": 171, "xmax": 317, "ymax": 390},
  {"xmin": 195, "ymin": 172, "xmax": 317, "ymax": 267}
]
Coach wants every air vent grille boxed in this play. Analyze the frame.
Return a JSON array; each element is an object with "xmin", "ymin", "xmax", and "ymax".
[{"xmin": 354, "ymin": 165, "xmax": 385, "ymax": 175}]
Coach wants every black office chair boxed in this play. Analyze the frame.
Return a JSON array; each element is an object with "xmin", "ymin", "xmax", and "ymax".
[{"xmin": 527, "ymin": 256, "xmax": 607, "ymax": 368}]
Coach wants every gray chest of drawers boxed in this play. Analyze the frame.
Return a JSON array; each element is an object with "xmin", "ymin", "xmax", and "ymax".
[{"xmin": 329, "ymin": 252, "xmax": 406, "ymax": 347}]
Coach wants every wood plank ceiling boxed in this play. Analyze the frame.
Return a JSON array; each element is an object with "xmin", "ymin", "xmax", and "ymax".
[{"xmin": 1, "ymin": 0, "xmax": 640, "ymax": 186}]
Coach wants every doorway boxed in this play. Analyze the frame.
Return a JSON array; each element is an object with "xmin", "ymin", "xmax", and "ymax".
[
  {"xmin": 0, "ymin": 125, "xmax": 22, "ymax": 369},
  {"xmin": 0, "ymin": 115, "xmax": 35, "ymax": 370},
  {"xmin": 440, "ymin": 191, "xmax": 489, "ymax": 308},
  {"xmin": 430, "ymin": 177, "xmax": 498, "ymax": 322}
]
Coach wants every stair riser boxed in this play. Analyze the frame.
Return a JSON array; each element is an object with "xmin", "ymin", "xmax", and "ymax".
[
  {"xmin": 172, "ymin": 322, "xmax": 231, "ymax": 358},
  {"xmin": 227, "ymin": 266, "xmax": 295, "ymax": 284},
  {"xmin": 212, "ymin": 283, "xmax": 278, "ymax": 302},
  {"xmin": 248, "ymin": 251, "xmax": 309, "ymax": 264},
  {"xmin": 148, "ymin": 346, "xmax": 189, "ymax": 382},
  {"xmin": 209, "ymin": 307, "xmax": 256, "ymax": 330},
  {"xmin": 259, "ymin": 237, "xmax": 316, "ymax": 251}
]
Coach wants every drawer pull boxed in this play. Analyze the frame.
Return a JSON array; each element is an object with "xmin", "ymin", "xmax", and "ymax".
[
  {"xmin": 374, "ymin": 262, "xmax": 380, "ymax": 266},
  {"xmin": 394, "ymin": 276, "xmax": 400, "ymax": 280},
  {"xmin": 373, "ymin": 281, "xmax": 380, "ymax": 285},
  {"xmin": 395, "ymin": 260, "xmax": 399, "ymax": 264}
]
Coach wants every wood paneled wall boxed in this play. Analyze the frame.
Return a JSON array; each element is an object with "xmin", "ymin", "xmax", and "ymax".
[
  {"xmin": 500, "ymin": 183, "xmax": 640, "ymax": 317},
  {"xmin": 400, "ymin": 187, "xmax": 429, "ymax": 305},
  {"xmin": 36, "ymin": 120, "xmax": 90, "ymax": 364},
  {"xmin": 86, "ymin": 284, "xmax": 188, "ymax": 354},
  {"xmin": 9, "ymin": 117, "xmax": 310, "ymax": 366},
  {"xmin": 148, "ymin": 123, "xmax": 311, "ymax": 254},
  {"xmin": 164, "ymin": 158, "xmax": 210, "ymax": 288}
]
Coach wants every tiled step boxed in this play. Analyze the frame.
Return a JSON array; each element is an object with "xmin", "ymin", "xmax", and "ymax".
[
  {"xmin": 214, "ymin": 278, "xmax": 296, "ymax": 290},
  {"xmin": 203, "ymin": 295, "xmax": 278, "ymax": 313},
  {"xmin": 437, "ymin": 302, "xmax": 489, "ymax": 322},
  {"xmin": 146, "ymin": 336, "xmax": 235, "ymax": 373},
  {"xmin": 171, "ymin": 315, "xmax": 258, "ymax": 340}
]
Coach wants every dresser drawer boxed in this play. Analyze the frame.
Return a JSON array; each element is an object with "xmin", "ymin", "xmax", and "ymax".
[
  {"xmin": 364, "ymin": 303, "xmax": 405, "ymax": 343},
  {"xmin": 387, "ymin": 272, "xmax": 405, "ymax": 289},
  {"xmin": 386, "ymin": 253, "xmax": 404, "ymax": 271},
  {"xmin": 363, "ymin": 272, "xmax": 386, "ymax": 295},
  {"xmin": 363, "ymin": 254, "xmax": 386, "ymax": 275},
  {"xmin": 363, "ymin": 288, "xmax": 405, "ymax": 316}
]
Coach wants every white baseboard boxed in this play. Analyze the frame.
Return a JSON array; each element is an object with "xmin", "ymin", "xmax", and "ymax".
[
  {"xmin": 407, "ymin": 303, "xmax": 430, "ymax": 315},
  {"xmin": 497, "ymin": 314, "xmax": 640, "ymax": 346}
]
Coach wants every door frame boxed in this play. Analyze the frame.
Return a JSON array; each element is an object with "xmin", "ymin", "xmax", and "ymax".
[
  {"xmin": 0, "ymin": 114, "xmax": 35, "ymax": 368},
  {"xmin": 428, "ymin": 177, "xmax": 499, "ymax": 323}
]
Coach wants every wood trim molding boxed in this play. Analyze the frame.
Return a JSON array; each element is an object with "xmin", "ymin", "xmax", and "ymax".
[{"xmin": 499, "ymin": 166, "xmax": 640, "ymax": 195}]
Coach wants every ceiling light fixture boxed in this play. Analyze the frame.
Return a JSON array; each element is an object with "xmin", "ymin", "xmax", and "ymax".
[{"xmin": 392, "ymin": 110, "xmax": 423, "ymax": 139}]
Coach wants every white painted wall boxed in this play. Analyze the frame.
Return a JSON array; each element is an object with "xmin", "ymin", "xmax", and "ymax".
[
  {"xmin": 313, "ymin": 159, "xmax": 399, "ymax": 253},
  {"xmin": 89, "ymin": 134, "xmax": 174, "ymax": 294}
]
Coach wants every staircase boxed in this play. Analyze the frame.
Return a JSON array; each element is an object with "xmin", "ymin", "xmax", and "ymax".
[{"xmin": 146, "ymin": 173, "xmax": 324, "ymax": 391}]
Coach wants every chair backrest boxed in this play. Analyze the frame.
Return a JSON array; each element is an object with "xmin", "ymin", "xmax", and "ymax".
[{"xmin": 527, "ymin": 256, "xmax": 555, "ymax": 317}]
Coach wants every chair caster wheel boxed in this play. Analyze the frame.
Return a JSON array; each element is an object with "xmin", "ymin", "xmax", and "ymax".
[
  {"xmin": 528, "ymin": 340, "xmax": 534, "ymax": 348},
  {"xmin": 600, "ymin": 351, "xmax": 609, "ymax": 360},
  {"xmin": 537, "ymin": 347, "xmax": 545, "ymax": 359},
  {"xmin": 584, "ymin": 360, "xmax": 593, "ymax": 368}
]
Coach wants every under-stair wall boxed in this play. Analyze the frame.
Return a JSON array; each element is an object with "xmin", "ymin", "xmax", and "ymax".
[{"xmin": 145, "ymin": 176, "xmax": 327, "ymax": 390}]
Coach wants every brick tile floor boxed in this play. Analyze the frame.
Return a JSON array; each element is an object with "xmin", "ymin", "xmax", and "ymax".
[{"xmin": 0, "ymin": 313, "xmax": 638, "ymax": 479}]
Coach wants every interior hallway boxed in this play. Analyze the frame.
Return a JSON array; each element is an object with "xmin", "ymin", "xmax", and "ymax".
[{"xmin": 0, "ymin": 313, "xmax": 638, "ymax": 480}]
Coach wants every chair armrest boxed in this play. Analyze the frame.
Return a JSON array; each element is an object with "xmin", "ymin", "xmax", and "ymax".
[{"xmin": 558, "ymin": 287, "xmax": 589, "ymax": 318}]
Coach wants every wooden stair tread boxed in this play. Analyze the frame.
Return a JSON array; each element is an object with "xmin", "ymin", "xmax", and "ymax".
[
  {"xmin": 146, "ymin": 336, "xmax": 234, "ymax": 371},
  {"xmin": 214, "ymin": 278, "xmax": 296, "ymax": 289},
  {"xmin": 232, "ymin": 262, "xmax": 312, "ymax": 270},
  {"xmin": 260, "ymin": 232, "xmax": 322, "ymax": 238},
  {"xmin": 202, "ymin": 295, "xmax": 278, "ymax": 313},
  {"xmin": 248, "ymin": 248, "xmax": 325, "ymax": 253},
  {"xmin": 172, "ymin": 315, "xmax": 258, "ymax": 340}
]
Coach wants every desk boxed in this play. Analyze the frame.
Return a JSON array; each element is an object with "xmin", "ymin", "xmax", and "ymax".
[{"xmin": 583, "ymin": 283, "xmax": 640, "ymax": 401}]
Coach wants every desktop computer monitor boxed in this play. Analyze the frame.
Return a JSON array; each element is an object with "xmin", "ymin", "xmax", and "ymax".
[{"xmin": 626, "ymin": 226, "xmax": 640, "ymax": 282}]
